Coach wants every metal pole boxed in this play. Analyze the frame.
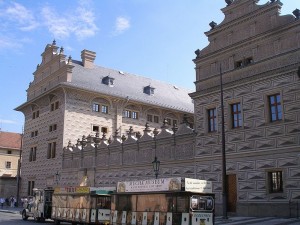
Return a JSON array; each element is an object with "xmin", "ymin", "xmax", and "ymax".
[
  {"xmin": 220, "ymin": 66, "xmax": 228, "ymax": 219},
  {"xmin": 16, "ymin": 132, "xmax": 23, "ymax": 207}
]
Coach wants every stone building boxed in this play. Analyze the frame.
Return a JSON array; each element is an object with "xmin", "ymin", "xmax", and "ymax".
[
  {"xmin": 0, "ymin": 131, "xmax": 22, "ymax": 198},
  {"xmin": 61, "ymin": 0, "xmax": 300, "ymax": 217},
  {"xmin": 15, "ymin": 41, "xmax": 194, "ymax": 197},
  {"xmin": 191, "ymin": 0, "xmax": 300, "ymax": 217}
]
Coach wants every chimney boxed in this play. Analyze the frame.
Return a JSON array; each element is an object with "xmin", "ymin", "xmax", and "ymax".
[{"xmin": 81, "ymin": 49, "xmax": 96, "ymax": 68}]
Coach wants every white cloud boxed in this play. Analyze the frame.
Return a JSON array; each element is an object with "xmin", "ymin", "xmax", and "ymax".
[
  {"xmin": 0, "ymin": 37, "xmax": 23, "ymax": 50},
  {"xmin": 41, "ymin": 1, "xmax": 98, "ymax": 40},
  {"xmin": 0, "ymin": 0, "xmax": 98, "ymax": 51},
  {"xmin": 5, "ymin": 2, "xmax": 39, "ymax": 31},
  {"xmin": 41, "ymin": 6, "xmax": 71, "ymax": 39},
  {"xmin": 114, "ymin": 17, "xmax": 130, "ymax": 35},
  {"xmin": 0, "ymin": 119, "xmax": 17, "ymax": 125}
]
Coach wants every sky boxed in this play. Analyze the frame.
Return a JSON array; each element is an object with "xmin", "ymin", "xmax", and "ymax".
[{"xmin": 0, "ymin": 0, "xmax": 297, "ymax": 134}]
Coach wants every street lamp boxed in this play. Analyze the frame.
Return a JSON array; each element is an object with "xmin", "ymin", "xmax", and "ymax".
[
  {"xmin": 55, "ymin": 171, "xmax": 60, "ymax": 185},
  {"xmin": 152, "ymin": 156, "xmax": 160, "ymax": 179},
  {"xmin": 152, "ymin": 127, "xmax": 160, "ymax": 179},
  {"xmin": 16, "ymin": 131, "xmax": 23, "ymax": 207}
]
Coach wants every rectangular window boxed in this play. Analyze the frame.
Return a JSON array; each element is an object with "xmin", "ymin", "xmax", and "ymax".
[
  {"xmin": 51, "ymin": 101, "xmax": 59, "ymax": 111},
  {"xmin": 49, "ymin": 124, "xmax": 57, "ymax": 132},
  {"xmin": 147, "ymin": 114, "xmax": 153, "ymax": 122},
  {"xmin": 245, "ymin": 57, "xmax": 253, "ymax": 65},
  {"xmin": 101, "ymin": 127, "xmax": 108, "ymax": 134},
  {"xmin": 208, "ymin": 108, "xmax": 217, "ymax": 132},
  {"xmin": 124, "ymin": 110, "xmax": 132, "ymax": 118},
  {"xmin": 32, "ymin": 110, "xmax": 39, "ymax": 119},
  {"xmin": 154, "ymin": 116, "xmax": 159, "ymax": 123},
  {"xmin": 268, "ymin": 171, "xmax": 283, "ymax": 193},
  {"xmin": 29, "ymin": 147, "xmax": 37, "ymax": 162},
  {"xmin": 47, "ymin": 142, "xmax": 56, "ymax": 159},
  {"xmin": 132, "ymin": 112, "xmax": 138, "ymax": 119},
  {"xmin": 7, "ymin": 150, "xmax": 12, "ymax": 154},
  {"xmin": 269, "ymin": 94, "xmax": 282, "ymax": 122},
  {"xmin": 93, "ymin": 103, "xmax": 100, "ymax": 112},
  {"xmin": 235, "ymin": 60, "xmax": 243, "ymax": 68},
  {"xmin": 55, "ymin": 101, "xmax": 59, "ymax": 110},
  {"xmin": 5, "ymin": 161, "xmax": 11, "ymax": 169},
  {"xmin": 93, "ymin": 125, "xmax": 99, "ymax": 132},
  {"xmin": 27, "ymin": 181, "xmax": 35, "ymax": 196},
  {"xmin": 124, "ymin": 110, "xmax": 138, "ymax": 120},
  {"xmin": 101, "ymin": 105, "xmax": 108, "ymax": 114},
  {"xmin": 31, "ymin": 130, "xmax": 38, "ymax": 137},
  {"xmin": 231, "ymin": 103, "xmax": 242, "ymax": 128}
]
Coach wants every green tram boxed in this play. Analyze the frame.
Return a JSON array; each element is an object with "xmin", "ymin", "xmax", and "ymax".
[{"xmin": 111, "ymin": 177, "xmax": 215, "ymax": 225}]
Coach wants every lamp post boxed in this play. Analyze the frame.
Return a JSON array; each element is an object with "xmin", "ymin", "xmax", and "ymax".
[
  {"xmin": 152, "ymin": 156, "xmax": 160, "ymax": 179},
  {"xmin": 16, "ymin": 131, "xmax": 23, "ymax": 207},
  {"xmin": 55, "ymin": 171, "xmax": 60, "ymax": 185},
  {"xmin": 152, "ymin": 128, "xmax": 160, "ymax": 179},
  {"xmin": 220, "ymin": 66, "xmax": 228, "ymax": 219}
]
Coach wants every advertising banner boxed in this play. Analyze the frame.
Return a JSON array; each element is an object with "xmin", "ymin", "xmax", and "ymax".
[
  {"xmin": 185, "ymin": 178, "xmax": 212, "ymax": 193},
  {"xmin": 117, "ymin": 177, "xmax": 182, "ymax": 193},
  {"xmin": 54, "ymin": 186, "xmax": 90, "ymax": 194}
]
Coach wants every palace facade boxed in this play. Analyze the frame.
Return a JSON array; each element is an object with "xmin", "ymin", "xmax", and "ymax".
[{"xmin": 17, "ymin": 0, "xmax": 299, "ymax": 217}]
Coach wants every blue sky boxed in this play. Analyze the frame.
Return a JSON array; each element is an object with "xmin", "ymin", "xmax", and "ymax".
[{"xmin": 0, "ymin": 0, "xmax": 297, "ymax": 133}]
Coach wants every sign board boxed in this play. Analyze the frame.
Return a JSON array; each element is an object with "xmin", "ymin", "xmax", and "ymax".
[
  {"xmin": 117, "ymin": 177, "xmax": 181, "ymax": 193},
  {"xmin": 90, "ymin": 187, "xmax": 116, "ymax": 192},
  {"xmin": 185, "ymin": 178, "xmax": 212, "ymax": 193},
  {"xmin": 54, "ymin": 186, "xmax": 90, "ymax": 194},
  {"xmin": 54, "ymin": 186, "xmax": 116, "ymax": 194},
  {"xmin": 192, "ymin": 212, "xmax": 213, "ymax": 225}
]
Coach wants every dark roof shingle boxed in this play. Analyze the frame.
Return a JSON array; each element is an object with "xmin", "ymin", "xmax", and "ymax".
[{"xmin": 64, "ymin": 61, "xmax": 194, "ymax": 113}]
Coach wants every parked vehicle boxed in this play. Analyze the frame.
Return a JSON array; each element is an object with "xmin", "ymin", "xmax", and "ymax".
[
  {"xmin": 112, "ymin": 177, "xmax": 215, "ymax": 225},
  {"xmin": 21, "ymin": 188, "xmax": 53, "ymax": 222},
  {"xmin": 21, "ymin": 186, "xmax": 113, "ymax": 225}
]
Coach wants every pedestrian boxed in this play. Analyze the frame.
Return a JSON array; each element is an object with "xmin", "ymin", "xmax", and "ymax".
[
  {"xmin": 0, "ymin": 197, "xmax": 4, "ymax": 208},
  {"xmin": 10, "ymin": 196, "xmax": 14, "ymax": 207}
]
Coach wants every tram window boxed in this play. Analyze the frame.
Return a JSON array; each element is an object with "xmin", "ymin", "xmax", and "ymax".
[
  {"xmin": 136, "ymin": 194, "xmax": 167, "ymax": 212},
  {"xmin": 176, "ymin": 196, "xmax": 189, "ymax": 213},
  {"xmin": 117, "ymin": 195, "xmax": 132, "ymax": 211},
  {"xmin": 96, "ymin": 196, "xmax": 111, "ymax": 209},
  {"xmin": 190, "ymin": 196, "xmax": 214, "ymax": 211}
]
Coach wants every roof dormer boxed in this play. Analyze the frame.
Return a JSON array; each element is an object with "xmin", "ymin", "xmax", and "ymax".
[
  {"xmin": 143, "ymin": 85, "xmax": 155, "ymax": 95},
  {"xmin": 102, "ymin": 76, "xmax": 115, "ymax": 86}
]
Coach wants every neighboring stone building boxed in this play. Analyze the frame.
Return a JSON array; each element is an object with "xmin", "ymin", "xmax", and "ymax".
[
  {"xmin": 61, "ymin": 0, "xmax": 300, "ymax": 218},
  {"xmin": 0, "ymin": 131, "xmax": 22, "ymax": 198},
  {"xmin": 191, "ymin": 0, "xmax": 300, "ymax": 217},
  {"xmin": 15, "ymin": 41, "xmax": 194, "ymax": 197}
]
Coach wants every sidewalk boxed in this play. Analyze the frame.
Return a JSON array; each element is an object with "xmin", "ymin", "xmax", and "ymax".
[{"xmin": 0, "ymin": 206, "xmax": 22, "ymax": 214}]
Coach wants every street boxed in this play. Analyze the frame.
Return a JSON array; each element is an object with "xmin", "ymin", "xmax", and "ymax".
[
  {"xmin": 1, "ymin": 211, "xmax": 300, "ymax": 225},
  {"xmin": 0, "ymin": 211, "xmax": 69, "ymax": 225}
]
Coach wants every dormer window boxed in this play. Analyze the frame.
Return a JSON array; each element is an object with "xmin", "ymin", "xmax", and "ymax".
[
  {"xmin": 144, "ymin": 85, "xmax": 155, "ymax": 95},
  {"xmin": 102, "ymin": 76, "xmax": 115, "ymax": 86},
  {"xmin": 235, "ymin": 57, "xmax": 253, "ymax": 69}
]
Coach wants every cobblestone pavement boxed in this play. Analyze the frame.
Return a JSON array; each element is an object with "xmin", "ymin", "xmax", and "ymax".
[
  {"xmin": 215, "ymin": 216, "xmax": 300, "ymax": 225},
  {"xmin": 1, "ymin": 208, "xmax": 300, "ymax": 225}
]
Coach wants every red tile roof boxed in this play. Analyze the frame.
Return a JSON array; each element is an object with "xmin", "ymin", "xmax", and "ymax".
[{"xmin": 0, "ymin": 131, "xmax": 22, "ymax": 150}]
